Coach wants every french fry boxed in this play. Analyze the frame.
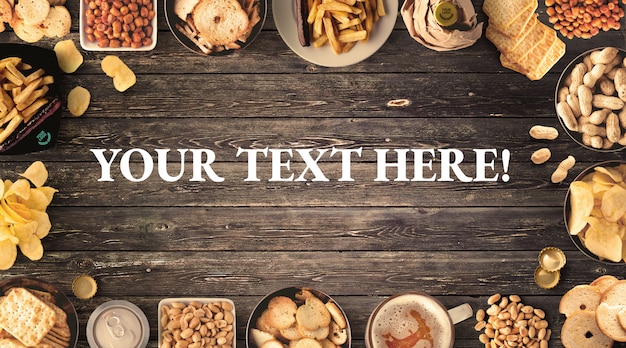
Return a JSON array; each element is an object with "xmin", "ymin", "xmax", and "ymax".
[
  {"xmin": 306, "ymin": 0, "xmax": 385, "ymax": 54},
  {"xmin": 323, "ymin": 16, "xmax": 343, "ymax": 54}
]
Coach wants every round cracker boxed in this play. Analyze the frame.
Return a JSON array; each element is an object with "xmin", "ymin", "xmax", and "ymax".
[
  {"xmin": 15, "ymin": 0, "xmax": 50, "ymax": 25},
  {"xmin": 39, "ymin": 5, "xmax": 70, "ymax": 38}
]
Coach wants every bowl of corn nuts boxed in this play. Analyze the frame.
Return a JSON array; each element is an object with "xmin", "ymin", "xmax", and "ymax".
[{"xmin": 555, "ymin": 47, "xmax": 626, "ymax": 152}]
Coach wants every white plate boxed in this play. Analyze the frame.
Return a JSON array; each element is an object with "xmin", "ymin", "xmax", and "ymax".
[
  {"xmin": 273, "ymin": 0, "xmax": 398, "ymax": 67},
  {"xmin": 79, "ymin": 0, "xmax": 157, "ymax": 51}
]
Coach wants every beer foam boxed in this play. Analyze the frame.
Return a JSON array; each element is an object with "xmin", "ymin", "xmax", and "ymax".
[{"xmin": 369, "ymin": 294, "xmax": 453, "ymax": 348}]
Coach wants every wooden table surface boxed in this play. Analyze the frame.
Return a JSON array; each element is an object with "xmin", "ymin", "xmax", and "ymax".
[{"xmin": 1, "ymin": 0, "xmax": 626, "ymax": 347}]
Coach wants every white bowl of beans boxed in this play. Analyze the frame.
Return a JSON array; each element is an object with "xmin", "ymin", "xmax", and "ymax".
[{"xmin": 80, "ymin": 0, "xmax": 157, "ymax": 51}]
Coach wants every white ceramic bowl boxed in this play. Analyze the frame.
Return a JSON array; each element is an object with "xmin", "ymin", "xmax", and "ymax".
[
  {"xmin": 158, "ymin": 298, "xmax": 236, "ymax": 348},
  {"xmin": 79, "ymin": 0, "xmax": 157, "ymax": 51}
]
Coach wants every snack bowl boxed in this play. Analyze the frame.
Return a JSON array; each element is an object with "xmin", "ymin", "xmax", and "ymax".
[
  {"xmin": 0, "ymin": 276, "xmax": 79, "ymax": 348},
  {"xmin": 79, "ymin": 0, "xmax": 157, "ymax": 51},
  {"xmin": 555, "ymin": 47, "xmax": 626, "ymax": 152},
  {"xmin": 158, "ymin": 298, "xmax": 236, "ymax": 348},
  {"xmin": 564, "ymin": 160, "xmax": 626, "ymax": 264},
  {"xmin": 164, "ymin": 0, "xmax": 267, "ymax": 56},
  {"xmin": 0, "ymin": 43, "xmax": 63, "ymax": 155},
  {"xmin": 246, "ymin": 287, "xmax": 351, "ymax": 348}
]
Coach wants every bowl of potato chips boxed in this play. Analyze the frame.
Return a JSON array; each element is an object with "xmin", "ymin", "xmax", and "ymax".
[
  {"xmin": 565, "ymin": 160, "xmax": 626, "ymax": 263},
  {"xmin": 0, "ymin": 276, "xmax": 78, "ymax": 348}
]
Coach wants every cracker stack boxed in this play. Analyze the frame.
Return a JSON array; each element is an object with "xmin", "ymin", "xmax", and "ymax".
[
  {"xmin": 0, "ymin": 287, "xmax": 71, "ymax": 348},
  {"xmin": 483, "ymin": 0, "xmax": 566, "ymax": 81}
]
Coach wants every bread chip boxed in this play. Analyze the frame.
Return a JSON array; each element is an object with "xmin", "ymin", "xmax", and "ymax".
[
  {"xmin": 0, "ymin": 288, "xmax": 57, "ymax": 347},
  {"xmin": 561, "ymin": 310, "xmax": 613, "ymax": 348},
  {"xmin": 559, "ymin": 285, "xmax": 602, "ymax": 317},
  {"xmin": 591, "ymin": 275, "xmax": 620, "ymax": 294},
  {"xmin": 191, "ymin": 0, "xmax": 249, "ymax": 46},
  {"xmin": 10, "ymin": 18, "xmax": 44, "ymax": 43},
  {"xmin": 39, "ymin": 5, "xmax": 71, "ymax": 38},
  {"xmin": 596, "ymin": 302, "xmax": 626, "ymax": 341},
  {"xmin": 295, "ymin": 297, "xmax": 331, "ymax": 331},
  {"xmin": 14, "ymin": 0, "xmax": 50, "ymax": 26},
  {"xmin": 0, "ymin": 0, "xmax": 12, "ymax": 23}
]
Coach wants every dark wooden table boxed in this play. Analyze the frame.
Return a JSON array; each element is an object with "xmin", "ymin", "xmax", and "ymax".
[{"xmin": 1, "ymin": 0, "xmax": 626, "ymax": 347}]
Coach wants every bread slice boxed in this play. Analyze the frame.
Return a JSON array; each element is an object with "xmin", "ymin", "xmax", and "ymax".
[
  {"xmin": 559, "ymin": 285, "xmax": 603, "ymax": 317},
  {"xmin": 192, "ymin": 0, "xmax": 249, "ymax": 46},
  {"xmin": 592, "ymin": 275, "xmax": 620, "ymax": 294},
  {"xmin": 561, "ymin": 310, "xmax": 613, "ymax": 348},
  {"xmin": 596, "ymin": 302, "xmax": 626, "ymax": 341}
]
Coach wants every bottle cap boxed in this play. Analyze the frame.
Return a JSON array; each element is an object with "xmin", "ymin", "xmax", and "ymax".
[
  {"xmin": 434, "ymin": 2, "xmax": 458, "ymax": 27},
  {"xmin": 534, "ymin": 266, "xmax": 560, "ymax": 289},
  {"xmin": 538, "ymin": 247, "xmax": 566, "ymax": 272},
  {"xmin": 73, "ymin": 275, "xmax": 98, "ymax": 300}
]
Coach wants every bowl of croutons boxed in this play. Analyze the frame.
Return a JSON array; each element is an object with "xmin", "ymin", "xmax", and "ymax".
[{"xmin": 246, "ymin": 287, "xmax": 351, "ymax": 348}]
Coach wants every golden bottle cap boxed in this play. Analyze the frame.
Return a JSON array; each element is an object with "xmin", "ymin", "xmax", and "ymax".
[
  {"xmin": 538, "ymin": 247, "xmax": 566, "ymax": 272},
  {"xmin": 534, "ymin": 266, "xmax": 560, "ymax": 289},
  {"xmin": 434, "ymin": 2, "xmax": 458, "ymax": 27},
  {"xmin": 73, "ymin": 275, "xmax": 98, "ymax": 300}
]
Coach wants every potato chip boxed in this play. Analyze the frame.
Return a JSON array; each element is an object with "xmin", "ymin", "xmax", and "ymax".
[
  {"xmin": 15, "ymin": 221, "xmax": 43, "ymax": 260},
  {"xmin": 4, "ymin": 179, "xmax": 30, "ymax": 200},
  {"xmin": 67, "ymin": 86, "xmax": 90, "ymax": 117},
  {"xmin": 53, "ymin": 39, "xmax": 83, "ymax": 74},
  {"xmin": 19, "ymin": 161, "xmax": 47, "ymax": 188},
  {"xmin": 568, "ymin": 181, "xmax": 595, "ymax": 235},
  {"xmin": 584, "ymin": 217, "xmax": 623, "ymax": 262},
  {"xmin": 595, "ymin": 166, "xmax": 623, "ymax": 183},
  {"xmin": 0, "ymin": 239, "xmax": 17, "ymax": 270},
  {"xmin": 101, "ymin": 55, "xmax": 136, "ymax": 92},
  {"xmin": 601, "ymin": 185, "xmax": 626, "ymax": 223}
]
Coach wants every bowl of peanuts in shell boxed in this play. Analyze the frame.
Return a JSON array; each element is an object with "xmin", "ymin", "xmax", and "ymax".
[
  {"xmin": 80, "ymin": 0, "xmax": 157, "ymax": 51},
  {"xmin": 555, "ymin": 46, "xmax": 626, "ymax": 152},
  {"xmin": 158, "ymin": 298, "xmax": 236, "ymax": 348}
]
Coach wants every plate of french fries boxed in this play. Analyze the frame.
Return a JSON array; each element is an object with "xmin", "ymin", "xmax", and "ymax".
[
  {"xmin": 0, "ymin": 44, "xmax": 62, "ymax": 155},
  {"xmin": 273, "ymin": 0, "xmax": 398, "ymax": 67}
]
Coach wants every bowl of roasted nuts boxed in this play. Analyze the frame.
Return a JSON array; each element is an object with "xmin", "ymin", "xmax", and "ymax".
[
  {"xmin": 246, "ymin": 287, "xmax": 351, "ymax": 348},
  {"xmin": 555, "ymin": 47, "xmax": 626, "ymax": 152},
  {"xmin": 80, "ymin": 0, "xmax": 157, "ymax": 50},
  {"xmin": 564, "ymin": 160, "xmax": 626, "ymax": 264},
  {"xmin": 158, "ymin": 298, "xmax": 236, "ymax": 348}
]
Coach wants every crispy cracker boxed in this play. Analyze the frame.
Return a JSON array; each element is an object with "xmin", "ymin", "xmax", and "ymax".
[
  {"xmin": 486, "ymin": 14, "xmax": 538, "ymax": 54},
  {"xmin": 0, "ymin": 288, "xmax": 57, "ymax": 347},
  {"xmin": 498, "ymin": 17, "xmax": 545, "ymax": 64},
  {"xmin": 493, "ymin": 5, "xmax": 536, "ymax": 38},
  {"xmin": 483, "ymin": 0, "xmax": 536, "ymax": 27},
  {"xmin": 527, "ymin": 35, "xmax": 566, "ymax": 80}
]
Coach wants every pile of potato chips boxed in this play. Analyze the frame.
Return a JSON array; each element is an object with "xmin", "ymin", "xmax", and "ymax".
[
  {"xmin": 0, "ymin": 161, "xmax": 57, "ymax": 270},
  {"xmin": 568, "ymin": 162, "xmax": 626, "ymax": 262}
]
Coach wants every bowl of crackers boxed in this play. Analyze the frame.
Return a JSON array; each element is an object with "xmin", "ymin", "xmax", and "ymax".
[
  {"xmin": 555, "ymin": 47, "xmax": 626, "ymax": 152},
  {"xmin": 246, "ymin": 287, "xmax": 351, "ymax": 348},
  {"xmin": 564, "ymin": 160, "xmax": 626, "ymax": 264},
  {"xmin": 164, "ymin": 0, "xmax": 266, "ymax": 55},
  {"xmin": 0, "ymin": 277, "xmax": 78, "ymax": 348}
]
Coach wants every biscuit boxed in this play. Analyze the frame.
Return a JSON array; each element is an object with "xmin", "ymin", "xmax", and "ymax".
[
  {"xmin": 0, "ymin": 288, "xmax": 57, "ymax": 347},
  {"xmin": 324, "ymin": 302, "xmax": 346, "ymax": 329}
]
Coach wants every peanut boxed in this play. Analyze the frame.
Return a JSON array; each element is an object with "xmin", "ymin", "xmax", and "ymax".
[
  {"xmin": 529, "ymin": 125, "xmax": 559, "ymax": 140},
  {"xmin": 551, "ymin": 155, "xmax": 576, "ymax": 183},
  {"xmin": 558, "ymin": 47, "xmax": 626, "ymax": 150},
  {"xmin": 476, "ymin": 294, "xmax": 550, "ymax": 348},
  {"xmin": 531, "ymin": 148, "xmax": 551, "ymax": 164}
]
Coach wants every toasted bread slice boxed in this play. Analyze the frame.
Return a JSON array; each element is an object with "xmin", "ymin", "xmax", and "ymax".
[
  {"xmin": 192, "ymin": 0, "xmax": 249, "ymax": 46},
  {"xmin": 562, "ymin": 310, "xmax": 613, "ymax": 348},
  {"xmin": 560, "ymin": 285, "xmax": 603, "ymax": 317}
]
